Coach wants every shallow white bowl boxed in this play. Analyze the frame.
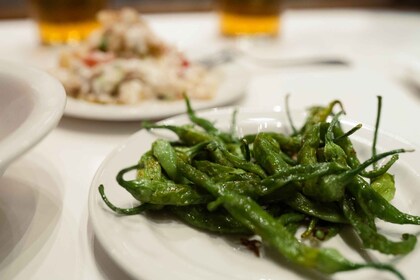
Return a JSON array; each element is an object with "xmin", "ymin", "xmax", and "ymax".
[
  {"xmin": 89, "ymin": 107, "xmax": 420, "ymax": 280},
  {"xmin": 0, "ymin": 60, "xmax": 66, "ymax": 176}
]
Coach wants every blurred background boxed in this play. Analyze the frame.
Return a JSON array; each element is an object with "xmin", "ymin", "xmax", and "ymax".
[{"xmin": 0, "ymin": 0, "xmax": 419, "ymax": 18}]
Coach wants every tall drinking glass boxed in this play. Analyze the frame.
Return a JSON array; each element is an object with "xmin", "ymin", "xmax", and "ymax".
[
  {"xmin": 217, "ymin": 0, "xmax": 283, "ymax": 37},
  {"xmin": 28, "ymin": 0, "xmax": 107, "ymax": 45}
]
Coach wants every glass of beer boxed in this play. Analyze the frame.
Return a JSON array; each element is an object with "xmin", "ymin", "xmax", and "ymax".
[
  {"xmin": 28, "ymin": 0, "xmax": 107, "ymax": 45},
  {"xmin": 217, "ymin": 0, "xmax": 283, "ymax": 37}
]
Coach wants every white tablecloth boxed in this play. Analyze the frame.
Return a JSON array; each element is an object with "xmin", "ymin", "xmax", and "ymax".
[{"xmin": 1, "ymin": 9, "xmax": 420, "ymax": 280}]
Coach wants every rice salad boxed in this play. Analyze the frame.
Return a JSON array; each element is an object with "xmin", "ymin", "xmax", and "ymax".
[{"xmin": 54, "ymin": 8, "xmax": 219, "ymax": 105}]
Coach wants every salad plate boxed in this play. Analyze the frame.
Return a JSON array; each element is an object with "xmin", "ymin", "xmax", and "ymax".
[
  {"xmin": 64, "ymin": 62, "xmax": 246, "ymax": 121},
  {"xmin": 50, "ymin": 8, "xmax": 247, "ymax": 121},
  {"xmin": 89, "ymin": 107, "xmax": 420, "ymax": 280}
]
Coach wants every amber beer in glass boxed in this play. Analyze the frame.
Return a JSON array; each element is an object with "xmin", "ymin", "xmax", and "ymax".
[
  {"xmin": 28, "ymin": 0, "xmax": 107, "ymax": 45},
  {"xmin": 218, "ymin": 0, "xmax": 282, "ymax": 37}
]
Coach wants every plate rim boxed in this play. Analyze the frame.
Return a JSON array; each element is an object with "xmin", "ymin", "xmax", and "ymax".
[
  {"xmin": 64, "ymin": 62, "xmax": 247, "ymax": 121},
  {"xmin": 0, "ymin": 60, "xmax": 66, "ymax": 174}
]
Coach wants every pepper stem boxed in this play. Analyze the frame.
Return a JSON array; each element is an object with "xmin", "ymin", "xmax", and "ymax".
[
  {"xmin": 334, "ymin": 123, "xmax": 362, "ymax": 142},
  {"xmin": 355, "ymin": 262, "xmax": 405, "ymax": 280},
  {"xmin": 116, "ymin": 164, "xmax": 142, "ymax": 189},
  {"xmin": 285, "ymin": 94, "xmax": 298, "ymax": 135},
  {"xmin": 344, "ymin": 149, "xmax": 410, "ymax": 179},
  {"xmin": 372, "ymin": 95, "xmax": 383, "ymax": 168},
  {"xmin": 98, "ymin": 185, "xmax": 151, "ymax": 215}
]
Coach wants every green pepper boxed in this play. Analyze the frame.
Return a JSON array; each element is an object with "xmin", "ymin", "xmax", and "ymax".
[
  {"xmin": 370, "ymin": 173, "xmax": 396, "ymax": 202},
  {"xmin": 194, "ymin": 160, "xmax": 260, "ymax": 183},
  {"xmin": 343, "ymin": 194, "xmax": 417, "ymax": 255},
  {"xmin": 206, "ymin": 141, "xmax": 267, "ymax": 178},
  {"xmin": 298, "ymin": 123, "xmax": 322, "ymax": 198},
  {"xmin": 367, "ymin": 95, "xmax": 397, "ymax": 201},
  {"xmin": 117, "ymin": 164, "xmax": 212, "ymax": 205},
  {"xmin": 152, "ymin": 139, "xmax": 179, "ymax": 182},
  {"xmin": 136, "ymin": 151, "xmax": 163, "ymax": 180},
  {"xmin": 243, "ymin": 132, "xmax": 301, "ymax": 154},
  {"xmin": 348, "ymin": 176, "xmax": 420, "ymax": 225},
  {"xmin": 98, "ymin": 185, "xmax": 161, "ymax": 215},
  {"xmin": 285, "ymin": 191, "xmax": 347, "ymax": 223},
  {"xmin": 315, "ymin": 148, "xmax": 407, "ymax": 202},
  {"xmin": 142, "ymin": 122, "xmax": 213, "ymax": 146},
  {"xmin": 299, "ymin": 100, "xmax": 343, "ymax": 134},
  {"xmin": 184, "ymin": 94, "xmax": 237, "ymax": 143},
  {"xmin": 170, "ymin": 205, "xmax": 251, "ymax": 234},
  {"xmin": 324, "ymin": 112, "xmax": 348, "ymax": 167},
  {"xmin": 253, "ymin": 133, "xmax": 289, "ymax": 175}
]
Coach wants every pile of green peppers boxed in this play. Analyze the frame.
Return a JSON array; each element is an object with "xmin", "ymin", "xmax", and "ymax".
[{"xmin": 99, "ymin": 96, "xmax": 419, "ymax": 279}]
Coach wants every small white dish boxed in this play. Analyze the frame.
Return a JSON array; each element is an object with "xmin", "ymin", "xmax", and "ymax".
[
  {"xmin": 64, "ymin": 62, "xmax": 247, "ymax": 121},
  {"xmin": 0, "ymin": 60, "xmax": 66, "ymax": 176},
  {"xmin": 89, "ymin": 108, "xmax": 420, "ymax": 280}
]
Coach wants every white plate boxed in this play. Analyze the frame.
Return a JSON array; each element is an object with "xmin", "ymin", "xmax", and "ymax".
[
  {"xmin": 64, "ymin": 62, "xmax": 246, "ymax": 121},
  {"xmin": 0, "ymin": 60, "xmax": 66, "ymax": 176},
  {"xmin": 89, "ymin": 108, "xmax": 420, "ymax": 280}
]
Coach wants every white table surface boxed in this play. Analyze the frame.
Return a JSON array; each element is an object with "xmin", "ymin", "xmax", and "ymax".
[{"xmin": 1, "ymin": 9, "xmax": 420, "ymax": 280}]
